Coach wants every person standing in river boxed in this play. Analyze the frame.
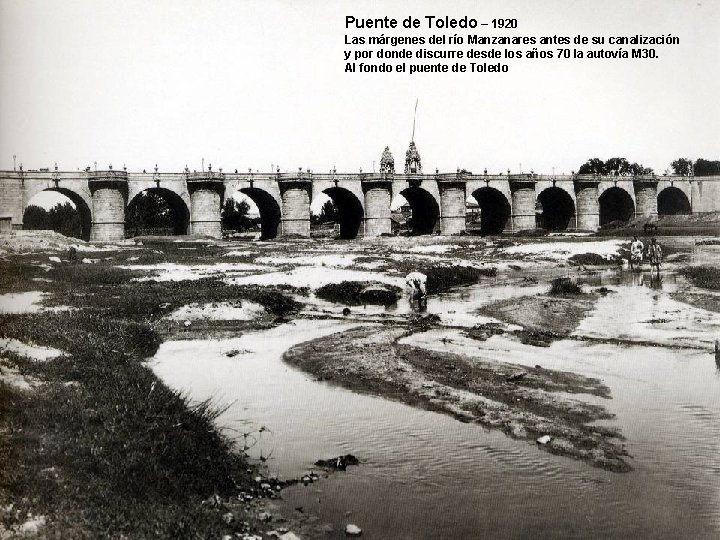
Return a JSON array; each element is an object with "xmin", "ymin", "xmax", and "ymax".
[
  {"xmin": 647, "ymin": 237, "xmax": 663, "ymax": 277},
  {"xmin": 629, "ymin": 235, "xmax": 644, "ymax": 271}
]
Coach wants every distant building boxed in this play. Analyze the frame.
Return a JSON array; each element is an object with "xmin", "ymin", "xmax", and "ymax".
[{"xmin": 466, "ymin": 201, "xmax": 481, "ymax": 224}]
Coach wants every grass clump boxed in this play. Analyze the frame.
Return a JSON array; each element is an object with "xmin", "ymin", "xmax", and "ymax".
[
  {"xmin": 680, "ymin": 265, "xmax": 720, "ymax": 290},
  {"xmin": 0, "ymin": 252, "xmax": 304, "ymax": 537},
  {"xmin": 549, "ymin": 277, "xmax": 583, "ymax": 296},
  {"xmin": 423, "ymin": 265, "xmax": 497, "ymax": 294},
  {"xmin": 44, "ymin": 266, "xmax": 302, "ymax": 319},
  {"xmin": 0, "ymin": 311, "xmax": 257, "ymax": 537},
  {"xmin": 315, "ymin": 281, "xmax": 401, "ymax": 305}
]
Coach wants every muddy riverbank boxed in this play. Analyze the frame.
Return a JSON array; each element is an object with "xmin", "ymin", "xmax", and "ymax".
[{"xmin": 284, "ymin": 325, "xmax": 630, "ymax": 472}]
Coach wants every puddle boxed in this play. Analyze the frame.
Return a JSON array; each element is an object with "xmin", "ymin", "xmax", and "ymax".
[
  {"xmin": 0, "ymin": 291, "xmax": 47, "ymax": 314},
  {"xmin": 165, "ymin": 301, "xmax": 267, "ymax": 321},
  {"xmin": 574, "ymin": 284, "xmax": 720, "ymax": 350},
  {"xmin": 254, "ymin": 254, "xmax": 360, "ymax": 267},
  {"xmin": 405, "ymin": 244, "xmax": 462, "ymax": 254},
  {"xmin": 0, "ymin": 338, "xmax": 65, "ymax": 361},
  {"xmin": 223, "ymin": 250, "xmax": 257, "ymax": 257},
  {"xmin": 117, "ymin": 262, "xmax": 269, "ymax": 281},
  {"xmin": 0, "ymin": 291, "xmax": 70, "ymax": 314},
  {"xmin": 0, "ymin": 362, "xmax": 40, "ymax": 390},
  {"xmin": 502, "ymin": 239, "xmax": 624, "ymax": 260},
  {"xmin": 227, "ymin": 266, "xmax": 405, "ymax": 289}
]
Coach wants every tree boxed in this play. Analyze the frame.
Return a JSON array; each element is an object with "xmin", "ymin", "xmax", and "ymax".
[
  {"xmin": 49, "ymin": 202, "xmax": 83, "ymax": 238},
  {"xmin": 577, "ymin": 158, "xmax": 605, "ymax": 175},
  {"xmin": 577, "ymin": 157, "xmax": 653, "ymax": 176},
  {"xmin": 627, "ymin": 162, "xmax": 654, "ymax": 176},
  {"xmin": 316, "ymin": 200, "xmax": 338, "ymax": 224},
  {"xmin": 221, "ymin": 198, "xmax": 252, "ymax": 231},
  {"xmin": 670, "ymin": 158, "xmax": 693, "ymax": 176},
  {"xmin": 693, "ymin": 158, "xmax": 720, "ymax": 176},
  {"xmin": 125, "ymin": 192, "xmax": 174, "ymax": 235},
  {"xmin": 23, "ymin": 205, "xmax": 50, "ymax": 230},
  {"xmin": 603, "ymin": 157, "xmax": 632, "ymax": 176},
  {"xmin": 23, "ymin": 202, "xmax": 82, "ymax": 239}
]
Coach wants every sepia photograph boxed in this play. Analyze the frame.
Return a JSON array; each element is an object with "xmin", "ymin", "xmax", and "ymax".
[{"xmin": 0, "ymin": 0, "xmax": 719, "ymax": 538}]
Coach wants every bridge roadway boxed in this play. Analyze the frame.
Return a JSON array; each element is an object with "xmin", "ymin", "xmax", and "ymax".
[{"xmin": 0, "ymin": 168, "xmax": 717, "ymax": 241}]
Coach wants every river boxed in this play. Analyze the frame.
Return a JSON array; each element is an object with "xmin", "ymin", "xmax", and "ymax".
[{"xmin": 150, "ymin": 267, "xmax": 720, "ymax": 539}]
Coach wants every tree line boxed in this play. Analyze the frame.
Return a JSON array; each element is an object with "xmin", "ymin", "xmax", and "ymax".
[{"xmin": 577, "ymin": 157, "xmax": 720, "ymax": 176}]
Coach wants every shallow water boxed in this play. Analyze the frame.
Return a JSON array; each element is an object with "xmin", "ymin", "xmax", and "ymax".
[
  {"xmin": 0, "ymin": 290, "xmax": 70, "ymax": 314},
  {"xmin": 0, "ymin": 291, "xmax": 47, "ymax": 313},
  {"xmin": 297, "ymin": 279, "xmax": 545, "ymax": 328},
  {"xmin": 150, "ymin": 261, "xmax": 720, "ymax": 539}
]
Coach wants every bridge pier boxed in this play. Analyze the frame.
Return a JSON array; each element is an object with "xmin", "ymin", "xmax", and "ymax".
[
  {"xmin": 509, "ymin": 178, "xmax": 536, "ymax": 231},
  {"xmin": 438, "ymin": 175, "xmax": 467, "ymax": 235},
  {"xmin": 634, "ymin": 178, "xmax": 658, "ymax": 218},
  {"xmin": 89, "ymin": 171, "xmax": 127, "ymax": 242},
  {"xmin": 279, "ymin": 175, "xmax": 312, "ymax": 237},
  {"xmin": 361, "ymin": 176, "xmax": 393, "ymax": 237},
  {"xmin": 187, "ymin": 172, "xmax": 225, "ymax": 238},
  {"xmin": 574, "ymin": 178, "xmax": 600, "ymax": 231}
]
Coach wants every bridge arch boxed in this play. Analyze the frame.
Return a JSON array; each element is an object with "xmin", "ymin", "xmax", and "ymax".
[
  {"xmin": 471, "ymin": 187, "xmax": 511, "ymax": 235},
  {"xmin": 537, "ymin": 187, "xmax": 575, "ymax": 231},
  {"xmin": 321, "ymin": 187, "xmax": 364, "ymax": 239},
  {"xmin": 397, "ymin": 186, "xmax": 440, "ymax": 235},
  {"xmin": 599, "ymin": 186, "xmax": 635, "ymax": 226},
  {"xmin": 657, "ymin": 186, "xmax": 691, "ymax": 216},
  {"xmin": 23, "ymin": 188, "xmax": 92, "ymax": 241},
  {"xmin": 125, "ymin": 187, "xmax": 190, "ymax": 237},
  {"xmin": 237, "ymin": 187, "xmax": 281, "ymax": 240}
]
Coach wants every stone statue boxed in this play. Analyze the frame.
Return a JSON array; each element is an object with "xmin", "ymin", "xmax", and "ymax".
[
  {"xmin": 380, "ymin": 146, "xmax": 394, "ymax": 174},
  {"xmin": 405, "ymin": 141, "xmax": 422, "ymax": 174}
]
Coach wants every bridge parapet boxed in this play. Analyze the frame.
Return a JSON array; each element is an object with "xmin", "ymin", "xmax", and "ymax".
[
  {"xmin": 186, "ymin": 170, "xmax": 225, "ymax": 182},
  {"xmin": 88, "ymin": 169, "xmax": 128, "ymax": 188},
  {"xmin": 435, "ymin": 171, "xmax": 471, "ymax": 183}
]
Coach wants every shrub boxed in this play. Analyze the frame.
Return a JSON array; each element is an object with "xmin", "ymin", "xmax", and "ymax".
[
  {"xmin": 423, "ymin": 265, "xmax": 497, "ymax": 294},
  {"xmin": 568, "ymin": 252, "xmax": 622, "ymax": 266},
  {"xmin": 315, "ymin": 281, "xmax": 401, "ymax": 305},
  {"xmin": 549, "ymin": 277, "xmax": 582, "ymax": 296}
]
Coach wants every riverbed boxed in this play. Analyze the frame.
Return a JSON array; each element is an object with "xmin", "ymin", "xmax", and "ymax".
[{"xmin": 148, "ymin": 239, "xmax": 720, "ymax": 538}]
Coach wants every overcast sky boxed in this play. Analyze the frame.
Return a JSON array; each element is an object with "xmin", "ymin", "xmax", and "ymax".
[{"xmin": 1, "ymin": 0, "xmax": 718, "ymax": 177}]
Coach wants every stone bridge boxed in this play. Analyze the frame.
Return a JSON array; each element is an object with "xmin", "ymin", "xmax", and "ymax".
[{"xmin": 1, "ymin": 166, "xmax": 718, "ymax": 241}]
